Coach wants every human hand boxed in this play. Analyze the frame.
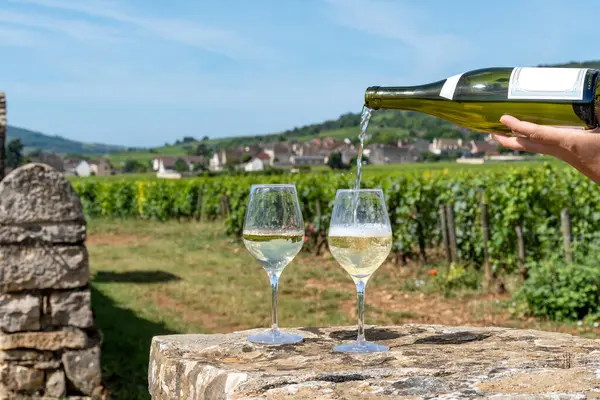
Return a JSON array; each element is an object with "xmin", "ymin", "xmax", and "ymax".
[{"xmin": 492, "ymin": 115, "xmax": 600, "ymax": 185}]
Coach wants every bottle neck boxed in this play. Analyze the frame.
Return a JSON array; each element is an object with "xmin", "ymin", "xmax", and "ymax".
[{"xmin": 365, "ymin": 81, "xmax": 446, "ymax": 110}]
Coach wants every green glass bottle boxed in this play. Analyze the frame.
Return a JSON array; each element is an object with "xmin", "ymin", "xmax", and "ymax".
[{"xmin": 365, "ymin": 67, "xmax": 600, "ymax": 134}]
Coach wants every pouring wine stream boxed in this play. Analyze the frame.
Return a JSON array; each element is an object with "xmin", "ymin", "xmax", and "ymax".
[{"xmin": 352, "ymin": 106, "xmax": 373, "ymax": 223}]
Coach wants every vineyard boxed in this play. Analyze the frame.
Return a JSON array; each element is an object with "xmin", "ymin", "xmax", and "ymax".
[{"xmin": 72, "ymin": 162, "xmax": 600, "ymax": 280}]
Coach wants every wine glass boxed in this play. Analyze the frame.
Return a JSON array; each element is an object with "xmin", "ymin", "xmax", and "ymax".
[
  {"xmin": 327, "ymin": 189, "xmax": 393, "ymax": 353},
  {"xmin": 242, "ymin": 184, "xmax": 305, "ymax": 345}
]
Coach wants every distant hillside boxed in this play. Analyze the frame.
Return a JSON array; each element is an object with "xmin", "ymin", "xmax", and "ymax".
[
  {"xmin": 104, "ymin": 59, "xmax": 600, "ymax": 163},
  {"xmin": 7, "ymin": 125, "xmax": 127, "ymax": 155},
  {"xmin": 540, "ymin": 60, "xmax": 600, "ymax": 69}
]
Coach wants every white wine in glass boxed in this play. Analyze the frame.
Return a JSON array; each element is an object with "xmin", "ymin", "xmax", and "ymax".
[
  {"xmin": 328, "ymin": 189, "xmax": 392, "ymax": 353},
  {"xmin": 242, "ymin": 184, "xmax": 305, "ymax": 345}
]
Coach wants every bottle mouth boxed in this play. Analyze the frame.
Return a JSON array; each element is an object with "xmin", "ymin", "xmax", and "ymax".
[{"xmin": 364, "ymin": 86, "xmax": 381, "ymax": 110}]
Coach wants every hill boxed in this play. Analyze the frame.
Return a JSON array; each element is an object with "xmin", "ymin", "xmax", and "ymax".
[
  {"xmin": 6, "ymin": 125, "xmax": 127, "ymax": 155},
  {"xmin": 104, "ymin": 59, "xmax": 600, "ymax": 164}
]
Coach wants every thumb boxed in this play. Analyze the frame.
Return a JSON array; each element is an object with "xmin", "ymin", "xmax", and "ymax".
[{"xmin": 500, "ymin": 115, "xmax": 565, "ymax": 145}]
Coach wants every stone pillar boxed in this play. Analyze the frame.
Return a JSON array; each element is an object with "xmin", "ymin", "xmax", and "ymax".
[
  {"xmin": 0, "ymin": 92, "xmax": 5, "ymax": 181},
  {"xmin": 149, "ymin": 325, "xmax": 600, "ymax": 399},
  {"xmin": 0, "ymin": 164, "xmax": 106, "ymax": 399}
]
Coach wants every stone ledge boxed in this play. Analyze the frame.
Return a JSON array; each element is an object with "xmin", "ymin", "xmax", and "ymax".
[{"xmin": 148, "ymin": 325, "xmax": 600, "ymax": 399}]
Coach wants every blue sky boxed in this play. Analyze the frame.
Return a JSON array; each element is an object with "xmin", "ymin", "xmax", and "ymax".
[{"xmin": 0, "ymin": 0, "xmax": 597, "ymax": 147}]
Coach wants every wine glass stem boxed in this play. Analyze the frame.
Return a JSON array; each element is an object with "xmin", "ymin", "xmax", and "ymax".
[
  {"xmin": 355, "ymin": 279, "xmax": 367, "ymax": 343},
  {"xmin": 269, "ymin": 271, "xmax": 280, "ymax": 334}
]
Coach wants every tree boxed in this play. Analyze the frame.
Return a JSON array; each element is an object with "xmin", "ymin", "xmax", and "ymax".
[
  {"xmin": 5, "ymin": 138, "xmax": 23, "ymax": 169},
  {"xmin": 352, "ymin": 154, "xmax": 369, "ymax": 166},
  {"xmin": 182, "ymin": 136, "xmax": 196, "ymax": 143},
  {"xmin": 174, "ymin": 159, "xmax": 189, "ymax": 173},
  {"xmin": 122, "ymin": 160, "xmax": 147, "ymax": 173},
  {"xmin": 465, "ymin": 131, "xmax": 485, "ymax": 141},
  {"xmin": 193, "ymin": 162, "xmax": 207, "ymax": 172},
  {"xmin": 28, "ymin": 148, "xmax": 42, "ymax": 158},
  {"xmin": 241, "ymin": 154, "xmax": 252, "ymax": 163},
  {"xmin": 439, "ymin": 129, "xmax": 463, "ymax": 139},
  {"xmin": 327, "ymin": 152, "xmax": 350, "ymax": 170},
  {"xmin": 202, "ymin": 136, "xmax": 209, "ymax": 141},
  {"xmin": 193, "ymin": 143, "xmax": 213, "ymax": 158}
]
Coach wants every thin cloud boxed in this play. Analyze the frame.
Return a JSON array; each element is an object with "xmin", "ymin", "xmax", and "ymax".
[
  {"xmin": 0, "ymin": 10, "xmax": 123, "ymax": 43},
  {"xmin": 323, "ymin": 0, "xmax": 472, "ymax": 77},
  {"xmin": 10, "ymin": 0, "xmax": 275, "ymax": 59}
]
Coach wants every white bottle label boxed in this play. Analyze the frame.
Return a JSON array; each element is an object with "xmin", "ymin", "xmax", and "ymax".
[
  {"xmin": 439, "ymin": 73, "xmax": 463, "ymax": 100},
  {"xmin": 508, "ymin": 67, "xmax": 588, "ymax": 100}
]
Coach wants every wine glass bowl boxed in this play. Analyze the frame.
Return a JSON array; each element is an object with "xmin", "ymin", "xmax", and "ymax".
[
  {"xmin": 242, "ymin": 184, "xmax": 305, "ymax": 345},
  {"xmin": 327, "ymin": 189, "xmax": 392, "ymax": 353}
]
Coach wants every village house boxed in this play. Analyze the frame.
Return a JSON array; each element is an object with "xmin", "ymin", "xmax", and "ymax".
[
  {"xmin": 63, "ymin": 159, "xmax": 92, "ymax": 177},
  {"xmin": 429, "ymin": 138, "xmax": 469, "ymax": 156},
  {"xmin": 209, "ymin": 144, "xmax": 273, "ymax": 171},
  {"xmin": 209, "ymin": 151, "xmax": 224, "ymax": 171},
  {"xmin": 368, "ymin": 144, "xmax": 420, "ymax": 165},
  {"xmin": 469, "ymin": 140, "xmax": 498, "ymax": 156},
  {"xmin": 152, "ymin": 156, "xmax": 205, "ymax": 173},
  {"xmin": 209, "ymin": 149, "xmax": 243, "ymax": 171},
  {"xmin": 264, "ymin": 143, "xmax": 293, "ymax": 166},
  {"xmin": 243, "ymin": 152, "xmax": 270, "ymax": 172},
  {"xmin": 290, "ymin": 155, "xmax": 327, "ymax": 166},
  {"xmin": 89, "ymin": 159, "xmax": 113, "ymax": 176},
  {"xmin": 311, "ymin": 137, "xmax": 342, "ymax": 150},
  {"xmin": 398, "ymin": 139, "xmax": 430, "ymax": 154}
]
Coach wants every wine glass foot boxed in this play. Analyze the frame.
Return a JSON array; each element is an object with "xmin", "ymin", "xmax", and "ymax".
[
  {"xmin": 333, "ymin": 341, "xmax": 389, "ymax": 353},
  {"xmin": 248, "ymin": 330, "xmax": 303, "ymax": 345}
]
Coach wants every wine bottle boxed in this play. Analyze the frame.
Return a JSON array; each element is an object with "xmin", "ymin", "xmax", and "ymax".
[{"xmin": 365, "ymin": 67, "xmax": 600, "ymax": 134}]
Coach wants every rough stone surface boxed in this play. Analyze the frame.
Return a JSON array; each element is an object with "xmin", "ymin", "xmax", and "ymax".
[
  {"xmin": 0, "ymin": 294, "xmax": 40, "ymax": 332},
  {"xmin": 0, "ymin": 163, "xmax": 84, "ymax": 224},
  {"xmin": 45, "ymin": 369, "xmax": 66, "ymax": 397},
  {"xmin": 0, "ymin": 224, "xmax": 86, "ymax": 244},
  {"xmin": 0, "ymin": 350, "xmax": 52, "ymax": 363},
  {"xmin": 50, "ymin": 290, "xmax": 93, "ymax": 328},
  {"xmin": 0, "ymin": 327, "xmax": 88, "ymax": 351},
  {"xmin": 148, "ymin": 325, "xmax": 600, "ymax": 399},
  {"xmin": 0, "ymin": 364, "xmax": 44, "ymax": 393},
  {"xmin": 62, "ymin": 346, "xmax": 102, "ymax": 395},
  {"xmin": 0, "ymin": 245, "xmax": 89, "ymax": 292}
]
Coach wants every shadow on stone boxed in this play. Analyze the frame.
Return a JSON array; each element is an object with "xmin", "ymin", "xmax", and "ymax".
[
  {"xmin": 91, "ymin": 285, "xmax": 176, "ymax": 400},
  {"xmin": 93, "ymin": 270, "xmax": 181, "ymax": 284},
  {"xmin": 318, "ymin": 373, "xmax": 370, "ymax": 383},
  {"xmin": 329, "ymin": 327, "xmax": 402, "ymax": 341},
  {"xmin": 413, "ymin": 332, "xmax": 491, "ymax": 345},
  {"xmin": 393, "ymin": 376, "xmax": 449, "ymax": 395},
  {"xmin": 298, "ymin": 327, "xmax": 323, "ymax": 336}
]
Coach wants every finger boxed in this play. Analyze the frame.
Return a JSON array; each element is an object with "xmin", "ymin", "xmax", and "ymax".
[
  {"xmin": 499, "ymin": 115, "xmax": 565, "ymax": 145},
  {"xmin": 588, "ymin": 126, "xmax": 600, "ymax": 134},
  {"xmin": 491, "ymin": 134, "xmax": 554, "ymax": 155}
]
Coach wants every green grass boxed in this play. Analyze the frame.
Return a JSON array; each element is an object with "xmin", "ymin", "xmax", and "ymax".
[
  {"xmin": 70, "ymin": 157, "xmax": 566, "ymax": 183},
  {"xmin": 363, "ymin": 157, "xmax": 562, "ymax": 172},
  {"xmin": 106, "ymin": 147, "xmax": 187, "ymax": 165},
  {"xmin": 67, "ymin": 172, "xmax": 158, "ymax": 183},
  {"xmin": 87, "ymin": 219, "xmax": 599, "ymax": 399}
]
